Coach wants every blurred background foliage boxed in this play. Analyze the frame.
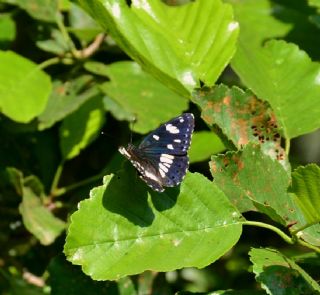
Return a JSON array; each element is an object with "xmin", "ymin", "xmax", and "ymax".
[{"xmin": 0, "ymin": 0, "xmax": 319, "ymax": 294}]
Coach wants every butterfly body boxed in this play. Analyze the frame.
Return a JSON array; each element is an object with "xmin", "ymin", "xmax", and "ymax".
[{"xmin": 118, "ymin": 113, "xmax": 195, "ymax": 192}]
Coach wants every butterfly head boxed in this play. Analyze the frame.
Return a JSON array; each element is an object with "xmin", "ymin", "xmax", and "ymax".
[{"xmin": 118, "ymin": 143, "xmax": 135, "ymax": 160}]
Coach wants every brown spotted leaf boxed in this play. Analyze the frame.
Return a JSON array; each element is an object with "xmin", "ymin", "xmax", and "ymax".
[
  {"xmin": 250, "ymin": 248, "xmax": 320, "ymax": 294},
  {"xmin": 211, "ymin": 144, "xmax": 320, "ymax": 245},
  {"xmin": 211, "ymin": 144, "xmax": 292, "ymax": 223},
  {"xmin": 193, "ymin": 84, "xmax": 285, "ymax": 164}
]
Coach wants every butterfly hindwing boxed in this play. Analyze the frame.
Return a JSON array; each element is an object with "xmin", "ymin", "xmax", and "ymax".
[
  {"xmin": 158, "ymin": 154, "xmax": 189, "ymax": 187},
  {"xmin": 118, "ymin": 113, "xmax": 194, "ymax": 192}
]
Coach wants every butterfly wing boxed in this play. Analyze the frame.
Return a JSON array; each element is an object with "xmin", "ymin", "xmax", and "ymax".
[
  {"xmin": 119, "ymin": 113, "xmax": 194, "ymax": 192},
  {"xmin": 138, "ymin": 113, "xmax": 194, "ymax": 189},
  {"xmin": 119, "ymin": 145, "xmax": 165, "ymax": 192},
  {"xmin": 139, "ymin": 113, "xmax": 194, "ymax": 155}
]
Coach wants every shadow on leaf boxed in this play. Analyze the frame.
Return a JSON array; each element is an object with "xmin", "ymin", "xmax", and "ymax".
[{"xmin": 102, "ymin": 163, "xmax": 154, "ymax": 227}]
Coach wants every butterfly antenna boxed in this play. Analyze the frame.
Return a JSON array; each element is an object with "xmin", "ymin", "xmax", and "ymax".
[{"xmin": 129, "ymin": 116, "xmax": 137, "ymax": 144}]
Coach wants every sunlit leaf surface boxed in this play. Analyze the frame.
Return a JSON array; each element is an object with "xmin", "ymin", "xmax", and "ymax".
[
  {"xmin": 64, "ymin": 170, "xmax": 242, "ymax": 280},
  {"xmin": 76, "ymin": 0, "xmax": 239, "ymax": 95}
]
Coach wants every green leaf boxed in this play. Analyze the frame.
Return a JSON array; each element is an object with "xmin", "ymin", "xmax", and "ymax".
[
  {"xmin": 0, "ymin": 14, "xmax": 16, "ymax": 49},
  {"xmin": 48, "ymin": 255, "xmax": 119, "ymax": 295},
  {"xmin": 60, "ymin": 96, "xmax": 105, "ymax": 160},
  {"xmin": 232, "ymin": 39, "xmax": 320, "ymax": 139},
  {"xmin": 84, "ymin": 61, "xmax": 135, "ymax": 121},
  {"xmin": 213, "ymin": 149, "xmax": 320, "ymax": 243},
  {"xmin": 0, "ymin": 51, "xmax": 52, "ymax": 123},
  {"xmin": 19, "ymin": 176, "xmax": 65, "ymax": 245},
  {"xmin": 290, "ymin": 164, "xmax": 320, "ymax": 225},
  {"xmin": 38, "ymin": 75, "xmax": 99, "ymax": 130},
  {"xmin": 100, "ymin": 61, "xmax": 188, "ymax": 134},
  {"xmin": 229, "ymin": 0, "xmax": 292, "ymax": 49},
  {"xmin": 64, "ymin": 170, "xmax": 242, "ymax": 280},
  {"xmin": 211, "ymin": 144, "xmax": 293, "ymax": 223},
  {"xmin": 3, "ymin": 0, "xmax": 58, "ymax": 22},
  {"xmin": 189, "ymin": 131, "xmax": 225, "ymax": 164},
  {"xmin": 0, "ymin": 166, "xmax": 23, "ymax": 197},
  {"xmin": 103, "ymin": 95, "xmax": 135, "ymax": 122},
  {"xmin": 308, "ymin": 0, "xmax": 320, "ymax": 10},
  {"xmin": 250, "ymin": 248, "xmax": 320, "ymax": 294},
  {"xmin": 68, "ymin": 3, "xmax": 103, "ymax": 42},
  {"xmin": 75, "ymin": 0, "xmax": 239, "ymax": 95},
  {"xmin": 84, "ymin": 61, "xmax": 109, "ymax": 77},
  {"xmin": 193, "ymin": 85, "xmax": 286, "ymax": 164},
  {"xmin": 36, "ymin": 28, "xmax": 69, "ymax": 55}
]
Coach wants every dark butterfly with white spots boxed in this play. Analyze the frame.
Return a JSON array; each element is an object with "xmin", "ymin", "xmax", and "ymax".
[{"xmin": 118, "ymin": 113, "xmax": 195, "ymax": 192}]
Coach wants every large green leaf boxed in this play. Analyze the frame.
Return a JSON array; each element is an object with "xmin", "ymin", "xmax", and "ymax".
[
  {"xmin": 99, "ymin": 61, "xmax": 188, "ymax": 134},
  {"xmin": 38, "ymin": 75, "xmax": 100, "ymax": 130},
  {"xmin": 60, "ymin": 96, "xmax": 105, "ymax": 160},
  {"xmin": 193, "ymin": 85, "xmax": 286, "ymax": 164},
  {"xmin": 0, "ymin": 51, "xmax": 52, "ymax": 123},
  {"xmin": 250, "ymin": 248, "xmax": 320, "ymax": 294},
  {"xmin": 309, "ymin": 0, "xmax": 320, "ymax": 9},
  {"xmin": 228, "ymin": 0, "xmax": 292, "ymax": 48},
  {"xmin": 3, "ymin": 0, "xmax": 58, "ymax": 22},
  {"xmin": 19, "ymin": 176, "xmax": 65, "ymax": 245},
  {"xmin": 64, "ymin": 170, "xmax": 242, "ymax": 280},
  {"xmin": 290, "ymin": 164, "xmax": 320, "ymax": 225},
  {"xmin": 189, "ymin": 131, "xmax": 225, "ymax": 164},
  {"xmin": 232, "ymin": 39, "xmax": 320, "ymax": 139},
  {"xmin": 75, "ymin": 0, "xmax": 239, "ymax": 95}
]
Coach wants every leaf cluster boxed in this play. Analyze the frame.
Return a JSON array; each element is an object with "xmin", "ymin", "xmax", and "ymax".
[{"xmin": 0, "ymin": 0, "xmax": 320, "ymax": 294}]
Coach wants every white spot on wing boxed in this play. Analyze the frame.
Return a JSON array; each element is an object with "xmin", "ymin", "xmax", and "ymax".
[
  {"xmin": 145, "ymin": 170, "xmax": 159, "ymax": 182},
  {"xmin": 166, "ymin": 124, "xmax": 179, "ymax": 134},
  {"xmin": 163, "ymin": 162, "xmax": 171, "ymax": 168},
  {"xmin": 153, "ymin": 135, "xmax": 160, "ymax": 140},
  {"xmin": 160, "ymin": 155, "xmax": 174, "ymax": 164},
  {"xmin": 174, "ymin": 139, "xmax": 181, "ymax": 143},
  {"xmin": 159, "ymin": 168, "xmax": 165, "ymax": 178},
  {"xmin": 159, "ymin": 163, "xmax": 168, "ymax": 173},
  {"xmin": 179, "ymin": 118, "xmax": 184, "ymax": 123},
  {"xmin": 167, "ymin": 144, "xmax": 174, "ymax": 150}
]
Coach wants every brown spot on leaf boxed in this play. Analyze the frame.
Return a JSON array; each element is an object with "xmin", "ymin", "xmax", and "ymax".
[{"xmin": 223, "ymin": 96, "xmax": 231, "ymax": 106}]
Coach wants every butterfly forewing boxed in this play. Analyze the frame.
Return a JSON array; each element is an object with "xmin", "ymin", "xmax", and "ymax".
[
  {"xmin": 118, "ymin": 113, "xmax": 194, "ymax": 192},
  {"xmin": 139, "ymin": 113, "xmax": 194, "ymax": 155}
]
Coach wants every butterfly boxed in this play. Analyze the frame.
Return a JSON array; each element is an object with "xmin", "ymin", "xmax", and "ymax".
[{"xmin": 118, "ymin": 113, "xmax": 195, "ymax": 192}]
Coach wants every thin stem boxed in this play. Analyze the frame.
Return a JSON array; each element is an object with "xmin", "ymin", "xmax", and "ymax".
[
  {"xmin": 243, "ymin": 220, "xmax": 294, "ymax": 244},
  {"xmin": 55, "ymin": 12, "xmax": 80, "ymax": 58},
  {"xmin": 297, "ymin": 239, "xmax": 320, "ymax": 254},
  {"xmin": 54, "ymin": 172, "xmax": 105, "ymax": 197},
  {"xmin": 285, "ymin": 137, "xmax": 291, "ymax": 155},
  {"xmin": 80, "ymin": 33, "xmax": 106, "ymax": 58},
  {"xmin": 50, "ymin": 162, "xmax": 64, "ymax": 195},
  {"xmin": 38, "ymin": 57, "xmax": 61, "ymax": 70},
  {"xmin": 38, "ymin": 56, "xmax": 74, "ymax": 71}
]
